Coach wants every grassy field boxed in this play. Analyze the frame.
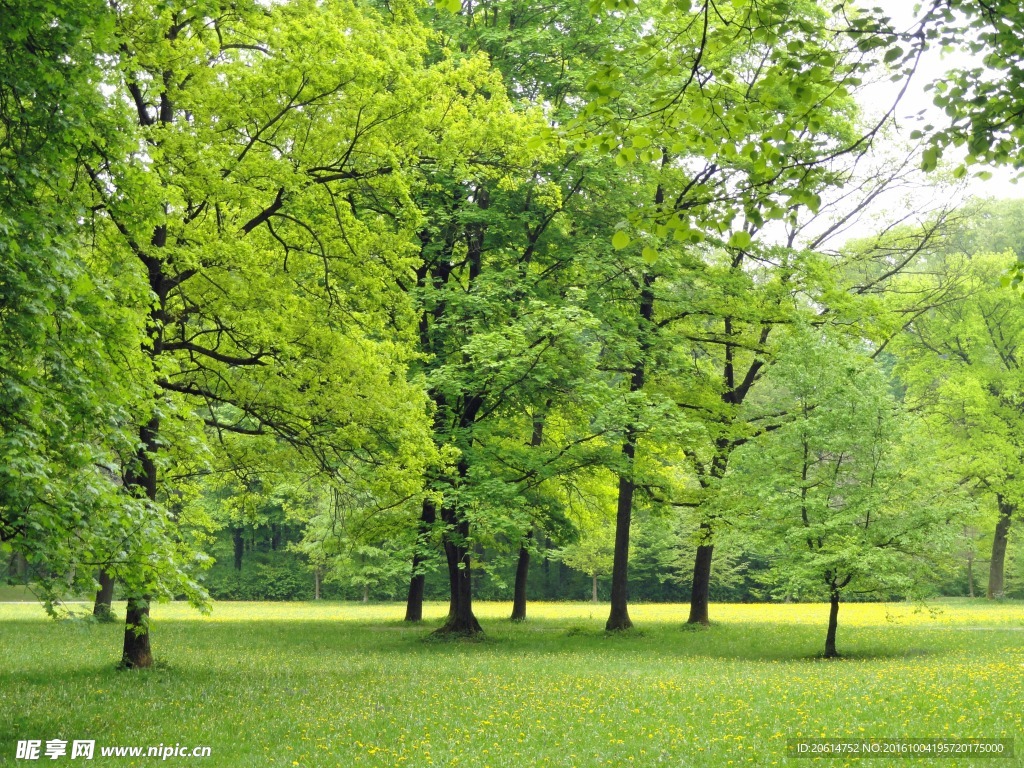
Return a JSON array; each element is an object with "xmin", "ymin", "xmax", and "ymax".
[
  {"xmin": 1, "ymin": 600, "xmax": 1022, "ymax": 767},
  {"xmin": 0, "ymin": 584, "xmax": 41, "ymax": 602}
]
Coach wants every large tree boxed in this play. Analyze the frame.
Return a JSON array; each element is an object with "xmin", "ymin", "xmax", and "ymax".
[
  {"xmin": 893, "ymin": 247, "xmax": 1024, "ymax": 599},
  {"xmin": 83, "ymin": 0, "xmax": 502, "ymax": 665},
  {"xmin": 0, "ymin": 0, "xmax": 204, "ymax": 617}
]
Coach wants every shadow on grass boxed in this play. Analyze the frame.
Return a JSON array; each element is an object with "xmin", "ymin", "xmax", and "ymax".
[{"xmin": 0, "ymin": 613, "xmax": 949, "ymax": 685}]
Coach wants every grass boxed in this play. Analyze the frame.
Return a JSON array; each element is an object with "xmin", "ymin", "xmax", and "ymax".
[
  {"xmin": 1, "ymin": 599, "xmax": 1022, "ymax": 766},
  {"xmin": 0, "ymin": 584, "xmax": 41, "ymax": 602}
]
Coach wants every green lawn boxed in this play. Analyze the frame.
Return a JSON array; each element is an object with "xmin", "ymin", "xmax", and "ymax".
[
  {"xmin": 1, "ymin": 600, "xmax": 1022, "ymax": 766},
  {"xmin": 0, "ymin": 584, "xmax": 42, "ymax": 602}
]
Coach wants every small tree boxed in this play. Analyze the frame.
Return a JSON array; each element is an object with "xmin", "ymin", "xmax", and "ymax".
[
  {"xmin": 556, "ymin": 522, "xmax": 615, "ymax": 603},
  {"xmin": 727, "ymin": 334, "xmax": 963, "ymax": 657}
]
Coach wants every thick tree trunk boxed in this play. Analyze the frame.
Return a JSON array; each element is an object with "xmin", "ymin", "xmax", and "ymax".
[
  {"xmin": 405, "ymin": 499, "xmax": 436, "ymax": 622},
  {"xmin": 988, "ymin": 495, "xmax": 1013, "ymax": 599},
  {"xmin": 435, "ymin": 513, "xmax": 482, "ymax": 636},
  {"xmin": 434, "ymin": 453, "xmax": 482, "ymax": 635},
  {"xmin": 688, "ymin": 528, "xmax": 714, "ymax": 625},
  {"xmin": 405, "ymin": 571, "xmax": 425, "ymax": 621},
  {"xmin": 592, "ymin": 574, "xmax": 598, "ymax": 603},
  {"xmin": 510, "ymin": 535, "xmax": 531, "ymax": 622},
  {"xmin": 362, "ymin": 585, "xmax": 369, "ymax": 603},
  {"xmin": 314, "ymin": 568, "xmax": 321, "ymax": 600},
  {"xmin": 120, "ymin": 415, "xmax": 159, "ymax": 669},
  {"xmin": 824, "ymin": 589, "xmax": 840, "ymax": 658},
  {"xmin": 232, "ymin": 527, "xmax": 244, "ymax": 571},
  {"xmin": 121, "ymin": 596, "xmax": 153, "ymax": 669},
  {"xmin": 93, "ymin": 569, "xmax": 115, "ymax": 618}
]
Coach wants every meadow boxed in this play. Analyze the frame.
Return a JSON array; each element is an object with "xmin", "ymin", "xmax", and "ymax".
[{"xmin": 1, "ymin": 600, "xmax": 1022, "ymax": 767}]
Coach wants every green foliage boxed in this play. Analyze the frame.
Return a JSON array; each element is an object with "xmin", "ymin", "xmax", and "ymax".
[
  {"xmin": 206, "ymin": 562, "xmax": 313, "ymax": 602},
  {"xmin": 0, "ymin": 0, "xmax": 208, "ymax": 609},
  {"xmin": 727, "ymin": 333, "xmax": 965, "ymax": 605}
]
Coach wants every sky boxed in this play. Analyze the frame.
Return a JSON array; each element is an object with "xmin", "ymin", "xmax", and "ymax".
[
  {"xmin": 791, "ymin": 1, "xmax": 1024, "ymax": 250},
  {"xmin": 863, "ymin": 1, "xmax": 1024, "ymax": 201}
]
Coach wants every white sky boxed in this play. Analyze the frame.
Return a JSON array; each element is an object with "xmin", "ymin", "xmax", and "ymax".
[
  {"xmin": 861, "ymin": 1, "xmax": 1024, "ymax": 200},
  {"xmin": 787, "ymin": 1, "xmax": 1024, "ymax": 250}
]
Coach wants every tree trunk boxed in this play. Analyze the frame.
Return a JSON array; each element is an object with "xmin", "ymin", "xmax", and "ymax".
[
  {"xmin": 967, "ymin": 550, "xmax": 975, "ymax": 598},
  {"xmin": 405, "ymin": 569, "xmax": 425, "ymax": 621},
  {"xmin": 435, "ymin": 455, "xmax": 482, "ymax": 636},
  {"xmin": 120, "ymin": 415, "xmax": 159, "ymax": 669},
  {"xmin": 93, "ymin": 569, "xmax": 115, "ymax": 618},
  {"xmin": 606, "ymin": 271, "xmax": 653, "ymax": 633},
  {"xmin": 232, "ymin": 527, "xmax": 244, "ymax": 571},
  {"xmin": 688, "ymin": 528, "xmax": 714, "ymax": 625},
  {"xmin": 405, "ymin": 498, "xmax": 436, "ymax": 622},
  {"xmin": 592, "ymin": 574, "xmax": 598, "ymax": 603},
  {"xmin": 988, "ymin": 495, "xmax": 1013, "ymax": 599},
  {"xmin": 606, "ymin": 464, "xmax": 635, "ymax": 631},
  {"xmin": 270, "ymin": 524, "xmax": 281, "ymax": 551},
  {"xmin": 510, "ymin": 534, "xmax": 531, "ymax": 622},
  {"xmin": 362, "ymin": 584, "xmax": 369, "ymax": 603},
  {"xmin": 824, "ymin": 589, "xmax": 840, "ymax": 658},
  {"xmin": 121, "ymin": 596, "xmax": 153, "ymax": 669},
  {"xmin": 435, "ymin": 513, "xmax": 482, "ymax": 636},
  {"xmin": 314, "ymin": 568, "xmax": 321, "ymax": 600},
  {"xmin": 510, "ymin": 414, "xmax": 544, "ymax": 622}
]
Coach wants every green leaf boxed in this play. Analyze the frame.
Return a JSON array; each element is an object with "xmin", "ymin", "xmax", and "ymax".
[
  {"xmin": 728, "ymin": 231, "xmax": 752, "ymax": 249},
  {"xmin": 612, "ymin": 231, "xmax": 630, "ymax": 250},
  {"xmin": 642, "ymin": 246, "xmax": 658, "ymax": 264}
]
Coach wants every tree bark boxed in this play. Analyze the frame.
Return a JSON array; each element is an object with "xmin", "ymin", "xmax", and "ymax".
[
  {"xmin": 592, "ymin": 573, "xmax": 598, "ymax": 603},
  {"xmin": 510, "ymin": 414, "xmax": 544, "ymax": 622},
  {"xmin": 688, "ymin": 527, "xmax": 714, "ymax": 625},
  {"xmin": 435, "ymin": 508, "xmax": 482, "ymax": 636},
  {"xmin": 405, "ymin": 498, "xmax": 436, "ymax": 622},
  {"xmin": 606, "ymin": 271, "xmax": 653, "ymax": 632},
  {"xmin": 232, "ymin": 527, "xmax": 244, "ymax": 571},
  {"xmin": 510, "ymin": 533, "xmax": 531, "ymax": 621},
  {"xmin": 606, "ymin": 464, "xmax": 635, "ymax": 631},
  {"xmin": 121, "ymin": 595, "xmax": 153, "ymax": 669},
  {"xmin": 314, "ymin": 568, "xmax": 321, "ymax": 600},
  {"xmin": 362, "ymin": 584, "xmax": 369, "ymax": 603},
  {"xmin": 988, "ymin": 495, "xmax": 1013, "ymax": 599},
  {"xmin": 824, "ymin": 589, "xmax": 840, "ymax": 658},
  {"xmin": 93, "ymin": 569, "xmax": 115, "ymax": 618},
  {"xmin": 120, "ymin": 414, "xmax": 159, "ymax": 669}
]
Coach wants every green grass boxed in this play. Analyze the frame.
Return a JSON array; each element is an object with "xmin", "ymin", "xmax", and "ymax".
[
  {"xmin": 1, "ymin": 600, "xmax": 1022, "ymax": 766},
  {"xmin": 0, "ymin": 584, "xmax": 41, "ymax": 602}
]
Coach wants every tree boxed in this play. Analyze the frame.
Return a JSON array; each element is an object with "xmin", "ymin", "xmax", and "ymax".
[
  {"xmin": 82, "ymin": 0, "xmax": 504, "ymax": 665},
  {"xmin": 892, "ymin": 246, "xmax": 1024, "ymax": 600},
  {"xmin": 0, "ymin": 0, "xmax": 207, "ymax": 622},
  {"xmin": 553, "ymin": 470, "xmax": 619, "ymax": 603},
  {"xmin": 397, "ymin": 0, "xmax": 638, "ymax": 635},
  {"xmin": 726, "ymin": 333, "xmax": 962, "ymax": 657},
  {"xmin": 572, "ymin": 0, "xmax": 899, "ymax": 630}
]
